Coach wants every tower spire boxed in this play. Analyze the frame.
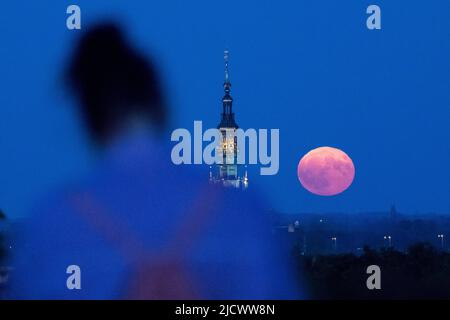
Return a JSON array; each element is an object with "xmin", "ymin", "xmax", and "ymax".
[
  {"xmin": 224, "ymin": 50, "xmax": 231, "ymax": 94},
  {"xmin": 224, "ymin": 50, "xmax": 230, "ymax": 83}
]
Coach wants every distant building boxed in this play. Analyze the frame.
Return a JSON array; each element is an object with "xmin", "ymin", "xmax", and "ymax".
[{"xmin": 209, "ymin": 50, "xmax": 248, "ymax": 189}]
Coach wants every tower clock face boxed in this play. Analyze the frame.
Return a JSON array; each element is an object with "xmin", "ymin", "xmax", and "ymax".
[{"xmin": 219, "ymin": 128, "xmax": 238, "ymax": 160}]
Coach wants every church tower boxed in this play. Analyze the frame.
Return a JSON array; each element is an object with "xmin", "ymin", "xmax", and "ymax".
[{"xmin": 209, "ymin": 50, "xmax": 248, "ymax": 189}]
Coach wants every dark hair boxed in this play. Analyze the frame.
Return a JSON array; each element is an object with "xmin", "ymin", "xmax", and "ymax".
[{"xmin": 66, "ymin": 22, "xmax": 167, "ymax": 144}]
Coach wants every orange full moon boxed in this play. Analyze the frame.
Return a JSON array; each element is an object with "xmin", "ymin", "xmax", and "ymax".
[{"xmin": 297, "ymin": 147, "xmax": 355, "ymax": 196}]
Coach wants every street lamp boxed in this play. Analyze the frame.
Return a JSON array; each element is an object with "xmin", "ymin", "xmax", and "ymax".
[
  {"xmin": 384, "ymin": 235, "xmax": 392, "ymax": 247},
  {"xmin": 331, "ymin": 237, "xmax": 337, "ymax": 251},
  {"xmin": 438, "ymin": 234, "xmax": 445, "ymax": 249}
]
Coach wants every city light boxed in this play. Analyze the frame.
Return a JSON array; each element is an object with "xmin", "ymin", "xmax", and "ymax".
[
  {"xmin": 384, "ymin": 235, "xmax": 392, "ymax": 247},
  {"xmin": 331, "ymin": 237, "xmax": 337, "ymax": 251},
  {"xmin": 438, "ymin": 234, "xmax": 445, "ymax": 249}
]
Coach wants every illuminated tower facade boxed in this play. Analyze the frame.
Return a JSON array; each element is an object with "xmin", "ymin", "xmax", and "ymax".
[{"xmin": 209, "ymin": 50, "xmax": 248, "ymax": 189}]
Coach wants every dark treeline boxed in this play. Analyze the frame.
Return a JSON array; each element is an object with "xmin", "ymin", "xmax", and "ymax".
[{"xmin": 298, "ymin": 243, "xmax": 450, "ymax": 299}]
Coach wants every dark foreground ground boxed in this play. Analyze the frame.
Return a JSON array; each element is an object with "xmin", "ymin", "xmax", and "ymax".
[{"xmin": 298, "ymin": 243, "xmax": 450, "ymax": 299}]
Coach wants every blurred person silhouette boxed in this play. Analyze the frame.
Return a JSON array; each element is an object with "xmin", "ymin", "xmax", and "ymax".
[{"xmin": 11, "ymin": 22, "xmax": 301, "ymax": 299}]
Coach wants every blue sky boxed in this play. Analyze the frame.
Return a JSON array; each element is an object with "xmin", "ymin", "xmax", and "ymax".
[{"xmin": 1, "ymin": 1, "xmax": 449, "ymax": 217}]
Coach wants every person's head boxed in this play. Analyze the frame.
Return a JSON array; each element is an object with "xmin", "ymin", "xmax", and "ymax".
[{"xmin": 66, "ymin": 22, "xmax": 167, "ymax": 145}]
